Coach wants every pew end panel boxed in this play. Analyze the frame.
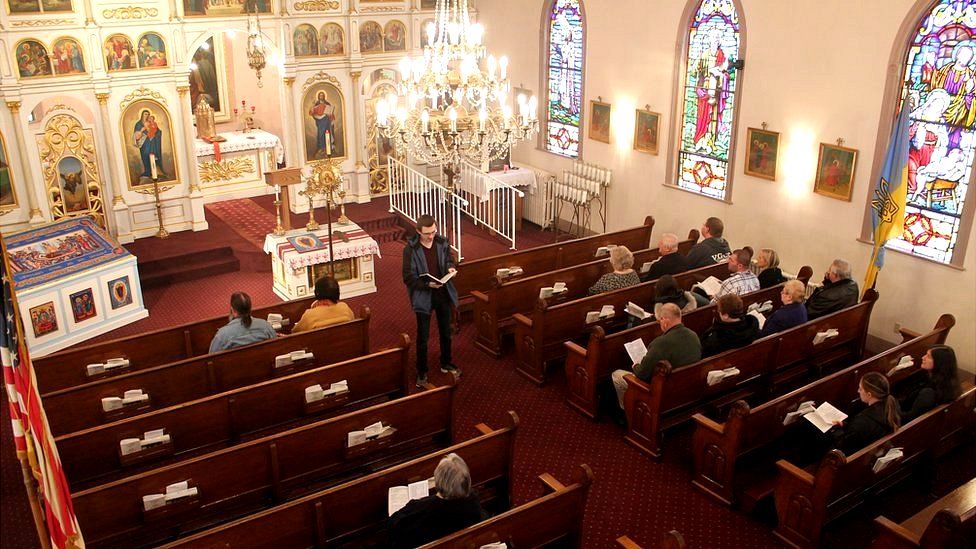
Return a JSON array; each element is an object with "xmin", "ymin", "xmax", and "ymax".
[
  {"xmin": 623, "ymin": 367, "xmax": 669, "ymax": 460},
  {"xmin": 691, "ymin": 400, "xmax": 750, "ymax": 506},
  {"xmin": 563, "ymin": 326, "xmax": 608, "ymax": 420}
]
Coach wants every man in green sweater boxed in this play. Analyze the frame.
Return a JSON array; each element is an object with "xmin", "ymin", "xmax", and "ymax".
[{"xmin": 611, "ymin": 303, "xmax": 702, "ymax": 411}]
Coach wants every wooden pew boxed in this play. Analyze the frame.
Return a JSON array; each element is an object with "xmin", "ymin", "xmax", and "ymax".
[
  {"xmin": 616, "ymin": 531, "xmax": 687, "ymax": 549},
  {"xmin": 152, "ymin": 411, "xmax": 520, "ymax": 549},
  {"xmin": 56, "ymin": 335, "xmax": 412, "ymax": 487},
  {"xmin": 564, "ymin": 269, "xmax": 812, "ymax": 420},
  {"xmin": 454, "ymin": 216, "xmax": 656, "ymax": 310},
  {"xmin": 421, "ymin": 464, "xmax": 593, "ymax": 548},
  {"xmin": 513, "ymin": 261, "xmax": 731, "ymax": 384},
  {"xmin": 71, "ymin": 382, "xmax": 458, "ymax": 546},
  {"xmin": 872, "ymin": 477, "xmax": 976, "ymax": 549},
  {"xmin": 34, "ymin": 296, "xmax": 317, "ymax": 393},
  {"xmin": 42, "ymin": 310, "xmax": 371, "ymax": 437},
  {"xmin": 773, "ymin": 386, "xmax": 976, "ymax": 548},
  {"xmin": 472, "ymin": 230, "xmax": 698, "ymax": 357},
  {"xmin": 690, "ymin": 315, "xmax": 955, "ymax": 507},
  {"xmin": 623, "ymin": 290, "xmax": 879, "ymax": 460}
]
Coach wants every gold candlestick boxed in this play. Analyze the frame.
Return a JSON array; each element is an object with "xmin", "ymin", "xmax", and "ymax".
[{"xmin": 152, "ymin": 177, "xmax": 169, "ymax": 238}]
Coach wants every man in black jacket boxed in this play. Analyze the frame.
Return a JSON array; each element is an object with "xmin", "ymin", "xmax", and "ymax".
[
  {"xmin": 806, "ymin": 258, "xmax": 859, "ymax": 319},
  {"xmin": 644, "ymin": 233, "xmax": 687, "ymax": 280},
  {"xmin": 684, "ymin": 217, "xmax": 731, "ymax": 269}
]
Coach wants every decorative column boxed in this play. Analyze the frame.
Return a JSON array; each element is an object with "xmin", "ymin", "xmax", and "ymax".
[
  {"xmin": 5, "ymin": 101, "xmax": 44, "ymax": 225},
  {"xmin": 177, "ymin": 85, "xmax": 208, "ymax": 231},
  {"xmin": 349, "ymin": 70, "xmax": 370, "ymax": 203},
  {"xmin": 82, "ymin": 0, "xmax": 95, "ymax": 25},
  {"xmin": 95, "ymin": 92, "xmax": 133, "ymax": 241},
  {"xmin": 282, "ymin": 76, "xmax": 303, "ymax": 214}
]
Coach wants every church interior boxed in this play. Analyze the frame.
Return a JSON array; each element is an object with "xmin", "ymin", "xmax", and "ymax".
[{"xmin": 1, "ymin": 0, "xmax": 975, "ymax": 547}]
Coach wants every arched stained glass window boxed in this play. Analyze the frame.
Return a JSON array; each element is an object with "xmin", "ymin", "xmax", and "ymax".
[
  {"xmin": 675, "ymin": 0, "xmax": 741, "ymax": 201},
  {"xmin": 885, "ymin": 0, "xmax": 976, "ymax": 264},
  {"xmin": 544, "ymin": 0, "xmax": 584, "ymax": 158}
]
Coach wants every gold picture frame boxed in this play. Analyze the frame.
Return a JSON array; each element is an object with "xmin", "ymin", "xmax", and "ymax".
[
  {"xmin": 744, "ymin": 127, "xmax": 779, "ymax": 181},
  {"xmin": 633, "ymin": 109, "xmax": 660, "ymax": 155},
  {"xmin": 814, "ymin": 142, "xmax": 858, "ymax": 202},
  {"xmin": 189, "ymin": 34, "xmax": 231, "ymax": 123},
  {"xmin": 588, "ymin": 100, "xmax": 611, "ymax": 144},
  {"xmin": 0, "ymin": 130, "xmax": 19, "ymax": 213},
  {"xmin": 119, "ymin": 98, "xmax": 180, "ymax": 191}
]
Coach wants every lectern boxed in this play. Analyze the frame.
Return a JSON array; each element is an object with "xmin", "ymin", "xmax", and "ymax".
[{"xmin": 263, "ymin": 167, "xmax": 303, "ymax": 231}]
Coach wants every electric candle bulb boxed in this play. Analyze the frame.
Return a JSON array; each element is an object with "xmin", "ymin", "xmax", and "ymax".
[
  {"xmin": 487, "ymin": 55, "xmax": 497, "ymax": 78},
  {"xmin": 479, "ymin": 108, "xmax": 487, "ymax": 131},
  {"xmin": 472, "ymin": 23, "xmax": 484, "ymax": 45},
  {"xmin": 377, "ymin": 101, "xmax": 389, "ymax": 125},
  {"xmin": 528, "ymin": 96, "xmax": 538, "ymax": 120},
  {"xmin": 499, "ymin": 56, "xmax": 508, "ymax": 79},
  {"xmin": 503, "ymin": 104, "xmax": 513, "ymax": 128},
  {"xmin": 397, "ymin": 107, "xmax": 407, "ymax": 125},
  {"xmin": 426, "ymin": 22, "xmax": 436, "ymax": 46},
  {"xmin": 448, "ymin": 106, "xmax": 457, "ymax": 132},
  {"xmin": 399, "ymin": 57, "xmax": 411, "ymax": 80},
  {"xmin": 421, "ymin": 109, "xmax": 430, "ymax": 133}
]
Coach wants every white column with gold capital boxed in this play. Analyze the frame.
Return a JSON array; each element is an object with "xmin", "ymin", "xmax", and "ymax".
[
  {"xmin": 178, "ymin": 85, "xmax": 208, "ymax": 232},
  {"xmin": 349, "ymin": 70, "xmax": 370, "ymax": 204},
  {"xmin": 95, "ymin": 92, "xmax": 134, "ymax": 242},
  {"xmin": 5, "ymin": 101, "xmax": 45, "ymax": 225}
]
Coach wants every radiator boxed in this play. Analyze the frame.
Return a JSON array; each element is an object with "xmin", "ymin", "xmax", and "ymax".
[{"xmin": 515, "ymin": 163, "xmax": 556, "ymax": 228}]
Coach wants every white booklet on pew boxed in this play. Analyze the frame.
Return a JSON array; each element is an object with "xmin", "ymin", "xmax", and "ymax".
[
  {"xmin": 388, "ymin": 478, "xmax": 433, "ymax": 516},
  {"xmin": 693, "ymin": 276, "xmax": 723, "ymax": 297},
  {"xmin": 802, "ymin": 401, "xmax": 848, "ymax": 433},
  {"xmin": 747, "ymin": 309, "xmax": 767, "ymax": 330},
  {"xmin": 639, "ymin": 259, "xmax": 659, "ymax": 274},
  {"xmin": 625, "ymin": 302, "xmax": 652, "ymax": 320},
  {"xmin": 887, "ymin": 355, "xmax": 915, "ymax": 376},
  {"xmin": 423, "ymin": 270, "xmax": 456, "ymax": 285}
]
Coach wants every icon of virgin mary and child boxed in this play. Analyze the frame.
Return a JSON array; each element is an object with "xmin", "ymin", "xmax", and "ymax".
[
  {"xmin": 308, "ymin": 91, "xmax": 338, "ymax": 159},
  {"xmin": 132, "ymin": 109, "xmax": 167, "ymax": 182}
]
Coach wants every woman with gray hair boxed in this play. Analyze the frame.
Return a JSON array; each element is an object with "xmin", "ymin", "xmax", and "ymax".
[
  {"xmin": 387, "ymin": 453, "xmax": 486, "ymax": 547},
  {"xmin": 588, "ymin": 246, "xmax": 641, "ymax": 295}
]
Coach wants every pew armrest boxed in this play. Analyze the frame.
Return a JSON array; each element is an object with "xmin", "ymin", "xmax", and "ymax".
[
  {"xmin": 898, "ymin": 326, "xmax": 922, "ymax": 343},
  {"xmin": 692, "ymin": 413, "xmax": 724, "ymax": 435},
  {"xmin": 775, "ymin": 459, "xmax": 815, "ymax": 487},
  {"xmin": 615, "ymin": 535, "xmax": 642, "ymax": 549},
  {"xmin": 512, "ymin": 313, "xmax": 532, "ymax": 328},
  {"xmin": 471, "ymin": 290, "xmax": 490, "ymax": 304},
  {"xmin": 564, "ymin": 340, "xmax": 587, "ymax": 356},
  {"xmin": 873, "ymin": 516, "xmax": 921, "ymax": 546},
  {"xmin": 538, "ymin": 472, "xmax": 566, "ymax": 493}
]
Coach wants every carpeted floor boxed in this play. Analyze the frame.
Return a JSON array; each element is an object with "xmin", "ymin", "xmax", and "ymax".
[{"xmin": 2, "ymin": 197, "xmax": 973, "ymax": 548}]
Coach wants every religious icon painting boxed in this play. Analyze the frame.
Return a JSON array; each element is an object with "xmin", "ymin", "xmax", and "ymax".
[
  {"xmin": 136, "ymin": 33, "xmax": 168, "ymax": 68},
  {"xmin": 107, "ymin": 275, "xmax": 133, "ymax": 309},
  {"xmin": 6, "ymin": 0, "xmax": 71, "ymax": 14},
  {"xmin": 744, "ymin": 127, "xmax": 779, "ymax": 181},
  {"xmin": 0, "ymin": 131, "xmax": 17, "ymax": 212},
  {"xmin": 634, "ymin": 109, "xmax": 661, "ymax": 155},
  {"xmin": 589, "ymin": 101, "xmax": 611, "ymax": 144},
  {"xmin": 29, "ymin": 302, "xmax": 58, "ymax": 338},
  {"xmin": 814, "ymin": 143, "xmax": 858, "ymax": 202},
  {"xmin": 360, "ymin": 21, "xmax": 384, "ymax": 54},
  {"xmin": 104, "ymin": 34, "xmax": 136, "ymax": 72},
  {"xmin": 119, "ymin": 99, "xmax": 179, "ymax": 189},
  {"xmin": 182, "ymin": 0, "xmax": 270, "ymax": 17},
  {"xmin": 51, "ymin": 38, "xmax": 86, "ymax": 75},
  {"xmin": 69, "ymin": 288, "xmax": 97, "ymax": 323},
  {"xmin": 302, "ymin": 81, "xmax": 347, "ymax": 162},
  {"xmin": 14, "ymin": 40, "xmax": 53, "ymax": 79},
  {"xmin": 420, "ymin": 19, "xmax": 434, "ymax": 47},
  {"xmin": 293, "ymin": 24, "xmax": 319, "ymax": 57},
  {"xmin": 384, "ymin": 21, "xmax": 407, "ymax": 52},
  {"xmin": 56, "ymin": 156, "xmax": 90, "ymax": 214},
  {"xmin": 319, "ymin": 23, "xmax": 345, "ymax": 56},
  {"xmin": 420, "ymin": 0, "xmax": 436, "ymax": 8},
  {"xmin": 190, "ymin": 36, "xmax": 230, "ymax": 122}
]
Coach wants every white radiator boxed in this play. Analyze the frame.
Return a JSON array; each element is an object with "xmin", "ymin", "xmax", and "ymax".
[{"xmin": 515, "ymin": 163, "xmax": 556, "ymax": 228}]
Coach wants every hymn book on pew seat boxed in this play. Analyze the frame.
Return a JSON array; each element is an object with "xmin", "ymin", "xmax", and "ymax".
[
  {"xmin": 813, "ymin": 328, "xmax": 840, "ymax": 345},
  {"xmin": 388, "ymin": 478, "xmax": 434, "ymax": 516},
  {"xmin": 595, "ymin": 244, "xmax": 618, "ymax": 258},
  {"xmin": 706, "ymin": 368, "xmax": 741, "ymax": 386},
  {"xmin": 640, "ymin": 259, "xmax": 657, "ymax": 274},
  {"xmin": 872, "ymin": 447, "xmax": 904, "ymax": 473},
  {"xmin": 625, "ymin": 302, "xmax": 652, "ymax": 320},
  {"xmin": 887, "ymin": 355, "xmax": 915, "ymax": 376}
]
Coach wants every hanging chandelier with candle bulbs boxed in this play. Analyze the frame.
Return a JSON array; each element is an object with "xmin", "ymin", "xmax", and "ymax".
[{"xmin": 375, "ymin": 0, "xmax": 538, "ymax": 172}]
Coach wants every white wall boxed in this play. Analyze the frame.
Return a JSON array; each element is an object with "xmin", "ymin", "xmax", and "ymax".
[{"xmin": 479, "ymin": 0, "xmax": 976, "ymax": 370}]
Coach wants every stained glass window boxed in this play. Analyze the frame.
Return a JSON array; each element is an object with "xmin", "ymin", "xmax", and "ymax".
[
  {"xmin": 676, "ymin": 0, "xmax": 741, "ymax": 201},
  {"xmin": 545, "ymin": 0, "xmax": 584, "ymax": 158},
  {"xmin": 884, "ymin": 0, "xmax": 976, "ymax": 264}
]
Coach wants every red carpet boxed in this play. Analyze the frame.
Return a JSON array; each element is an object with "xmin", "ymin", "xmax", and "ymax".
[{"xmin": 3, "ymin": 197, "xmax": 973, "ymax": 548}]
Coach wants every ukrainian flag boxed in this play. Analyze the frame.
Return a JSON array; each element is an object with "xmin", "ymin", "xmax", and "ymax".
[{"xmin": 864, "ymin": 97, "xmax": 912, "ymax": 293}]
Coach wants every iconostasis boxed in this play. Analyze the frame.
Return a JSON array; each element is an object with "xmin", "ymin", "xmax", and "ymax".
[{"xmin": 0, "ymin": 0, "xmax": 455, "ymax": 242}]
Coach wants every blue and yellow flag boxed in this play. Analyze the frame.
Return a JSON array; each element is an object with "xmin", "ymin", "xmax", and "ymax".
[{"xmin": 864, "ymin": 98, "xmax": 912, "ymax": 293}]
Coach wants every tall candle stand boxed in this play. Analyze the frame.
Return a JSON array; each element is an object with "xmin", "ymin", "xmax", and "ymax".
[
  {"xmin": 272, "ymin": 184, "xmax": 285, "ymax": 236},
  {"xmin": 135, "ymin": 177, "xmax": 174, "ymax": 239},
  {"xmin": 302, "ymin": 158, "xmax": 345, "ymax": 277}
]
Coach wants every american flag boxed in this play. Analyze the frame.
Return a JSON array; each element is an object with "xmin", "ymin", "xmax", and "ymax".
[{"xmin": 2, "ymin": 236, "xmax": 83, "ymax": 548}]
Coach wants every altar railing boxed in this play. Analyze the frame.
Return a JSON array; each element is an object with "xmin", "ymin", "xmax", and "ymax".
[
  {"xmin": 388, "ymin": 157, "xmax": 468, "ymax": 259},
  {"xmin": 457, "ymin": 161, "xmax": 525, "ymax": 251}
]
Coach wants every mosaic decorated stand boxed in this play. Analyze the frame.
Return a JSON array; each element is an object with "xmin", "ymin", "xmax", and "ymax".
[{"xmin": 8, "ymin": 217, "xmax": 148, "ymax": 357}]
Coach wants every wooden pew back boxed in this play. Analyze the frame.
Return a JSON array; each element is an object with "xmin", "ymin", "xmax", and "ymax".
[
  {"xmin": 72, "ymin": 383, "xmax": 457, "ymax": 547},
  {"xmin": 34, "ymin": 297, "xmax": 316, "ymax": 393},
  {"xmin": 43, "ymin": 311, "xmax": 371, "ymax": 436},
  {"xmin": 690, "ymin": 315, "xmax": 955, "ymax": 505},
  {"xmin": 156, "ymin": 412, "xmax": 519, "ymax": 549},
  {"xmin": 774, "ymin": 386, "xmax": 976, "ymax": 548},
  {"xmin": 872, "ymin": 477, "xmax": 976, "ymax": 549},
  {"xmin": 454, "ymin": 216, "xmax": 656, "ymax": 305},
  {"xmin": 56, "ymin": 336, "xmax": 412, "ymax": 487}
]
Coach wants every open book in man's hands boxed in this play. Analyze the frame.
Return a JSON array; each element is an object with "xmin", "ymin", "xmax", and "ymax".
[
  {"xmin": 423, "ymin": 270, "xmax": 457, "ymax": 285},
  {"xmin": 694, "ymin": 276, "xmax": 723, "ymax": 297}
]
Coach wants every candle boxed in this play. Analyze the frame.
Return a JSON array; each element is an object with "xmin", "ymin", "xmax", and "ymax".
[
  {"xmin": 479, "ymin": 108, "xmax": 487, "ymax": 132},
  {"xmin": 421, "ymin": 109, "xmax": 430, "ymax": 133},
  {"xmin": 325, "ymin": 131, "xmax": 332, "ymax": 156},
  {"xmin": 274, "ymin": 184, "xmax": 280, "ymax": 198},
  {"xmin": 448, "ymin": 106, "xmax": 457, "ymax": 132},
  {"xmin": 149, "ymin": 153, "xmax": 158, "ymax": 179}
]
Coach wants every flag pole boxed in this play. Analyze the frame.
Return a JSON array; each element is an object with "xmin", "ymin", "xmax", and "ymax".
[{"xmin": 0, "ymin": 233, "xmax": 53, "ymax": 549}]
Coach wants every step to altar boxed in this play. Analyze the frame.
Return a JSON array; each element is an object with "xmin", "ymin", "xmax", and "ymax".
[{"xmin": 138, "ymin": 246, "xmax": 241, "ymax": 290}]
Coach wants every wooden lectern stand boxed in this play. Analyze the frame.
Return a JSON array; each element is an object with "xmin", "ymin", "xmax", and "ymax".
[{"xmin": 264, "ymin": 168, "xmax": 303, "ymax": 231}]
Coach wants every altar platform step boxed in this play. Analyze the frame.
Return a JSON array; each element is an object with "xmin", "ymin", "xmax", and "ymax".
[
  {"xmin": 139, "ymin": 246, "xmax": 241, "ymax": 290},
  {"xmin": 356, "ymin": 214, "xmax": 405, "ymax": 244}
]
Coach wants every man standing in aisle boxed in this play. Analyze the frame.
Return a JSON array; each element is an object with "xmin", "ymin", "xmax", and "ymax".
[{"xmin": 402, "ymin": 215, "xmax": 460, "ymax": 387}]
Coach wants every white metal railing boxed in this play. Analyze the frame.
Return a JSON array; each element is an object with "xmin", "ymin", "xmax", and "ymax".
[
  {"xmin": 388, "ymin": 157, "xmax": 468, "ymax": 259},
  {"xmin": 457, "ymin": 161, "xmax": 525, "ymax": 250}
]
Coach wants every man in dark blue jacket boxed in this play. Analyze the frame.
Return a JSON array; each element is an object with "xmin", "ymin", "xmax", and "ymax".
[{"xmin": 402, "ymin": 215, "xmax": 460, "ymax": 387}]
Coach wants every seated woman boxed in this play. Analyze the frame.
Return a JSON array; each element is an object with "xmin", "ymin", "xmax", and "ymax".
[
  {"xmin": 652, "ymin": 274, "xmax": 698, "ymax": 317},
  {"xmin": 292, "ymin": 276, "xmax": 355, "ymax": 333},
  {"xmin": 700, "ymin": 294, "xmax": 760, "ymax": 357},
  {"xmin": 830, "ymin": 372, "xmax": 900, "ymax": 456},
  {"xmin": 209, "ymin": 292, "xmax": 278, "ymax": 353},
  {"xmin": 756, "ymin": 248, "xmax": 787, "ymax": 289},
  {"xmin": 900, "ymin": 345, "xmax": 961, "ymax": 422},
  {"xmin": 759, "ymin": 279, "xmax": 808, "ymax": 337},
  {"xmin": 387, "ymin": 453, "xmax": 486, "ymax": 548},
  {"xmin": 588, "ymin": 246, "xmax": 641, "ymax": 295}
]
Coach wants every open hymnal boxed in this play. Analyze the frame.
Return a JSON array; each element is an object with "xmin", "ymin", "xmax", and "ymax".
[
  {"xmin": 706, "ymin": 367, "xmax": 741, "ymax": 386},
  {"xmin": 812, "ymin": 328, "xmax": 840, "ymax": 346},
  {"xmin": 539, "ymin": 283, "xmax": 569, "ymax": 300},
  {"xmin": 120, "ymin": 429, "xmax": 171, "ymax": 456},
  {"xmin": 275, "ymin": 350, "xmax": 314, "ymax": 368},
  {"xmin": 872, "ymin": 447, "xmax": 904, "ymax": 473},
  {"xmin": 267, "ymin": 313, "xmax": 289, "ymax": 330},
  {"xmin": 639, "ymin": 259, "xmax": 659, "ymax": 274},
  {"xmin": 624, "ymin": 338, "xmax": 648, "ymax": 365},
  {"xmin": 693, "ymin": 276, "xmax": 724, "ymax": 297},
  {"xmin": 782, "ymin": 401, "xmax": 817, "ymax": 426},
  {"xmin": 142, "ymin": 493, "xmax": 166, "ymax": 511},
  {"xmin": 803, "ymin": 401, "xmax": 848, "ymax": 433},
  {"xmin": 553, "ymin": 282, "xmax": 567, "ymax": 292},
  {"xmin": 747, "ymin": 310, "xmax": 767, "ymax": 330},
  {"xmin": 594, "ymin": 244, "xmax": 617, "ymax": 258},
  {"xmin": 348, "ymin": 421, "xmax": 396, "ymax": 447},
  {"xmin": 625, "ymin": 302, "xmax": 652, "ymax": 320},
  {"xmin": 423, "ymin": 270, "xmax": 457, "ymax": 285},
  {"xmin": 887, "ymin": 355, "xmax": 915, "ymax": 376},
  {"xmin": 305, "ymin": 380, "xmax": 350, "ymax": 403},
  {"xmin": 143, "ymin": 483, "xmax": 198, "ymax": 511},
  {"xmin": 601, "ymin": 305, "xmax": 615, "ymax": 317},
  {"xmin": 496, "ymin": 266, "xmax": 524, "ymax": 278},
  {"xmin": 388, "ymin": 478, "xmax": 433, "ymax": 516},
  {"xmin": 586, "ymin": 306, "xmax": 614, "ymax": 324},
  {"xmin": 102, "ymin": 389, "xmax": 149, "ymax": 412},
  {"xmin": 87, "ymin": 357, "xmax": 130, "ymax": 376}
]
